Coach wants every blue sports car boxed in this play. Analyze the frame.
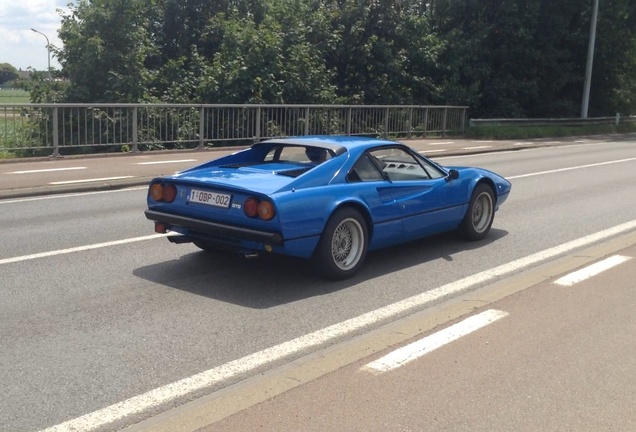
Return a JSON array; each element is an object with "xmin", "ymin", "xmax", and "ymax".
[{"xmin": 145, "ymin": 136, "xmax": 511, "ymax": 279}]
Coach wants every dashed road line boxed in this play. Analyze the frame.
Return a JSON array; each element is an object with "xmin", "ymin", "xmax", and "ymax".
[
  {"xmin": 463, "ymin": 145, "xmax": 493, "ymax": 150},
  {"xmin": 361, "ymin": 309, "xmax": 508, "ymax": 374},
  {"xmin": 137, "ymin": 159, "xmax": 197, "ymax": 165},
  {"xmin": 554, "ymin": 255, "xmax": 632, "ymax": 287},
  {"xmin": 10, "ymin": 167, "xmax": 86, "ymax": 174},
  {"xmin": 49, "ymin": 176, "xmax": 134, "ymax": 185}
]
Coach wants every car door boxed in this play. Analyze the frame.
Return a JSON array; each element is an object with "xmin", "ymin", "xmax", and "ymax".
[{"xmin": 367, "ymin": 146, "xmax": 465, "ymax": 239}]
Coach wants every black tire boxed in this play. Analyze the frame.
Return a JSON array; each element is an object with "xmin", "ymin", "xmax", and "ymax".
[
  {"xmin": 313, "ymin": 207, "xmax": 368, "ymax": 280},
  {"xmin": 460, "ymin": 183, "xmax": 495, "ymax": 241}
]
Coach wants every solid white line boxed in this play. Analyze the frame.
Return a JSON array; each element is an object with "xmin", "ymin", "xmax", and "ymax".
[
  {"xmin": 428, "ymin": 141, "xmax": 454, "ymax": 145},
  {"xmin": 362, "ymin": 309, "xmax": 508, "ymax": 374},
  {"xmin": 507, "ymin": 157, "xmax": 636, "ymax": 179},
  {"xmin": 38, "ymin": 219, "xmax": 636, "ymax": 432},
  {"xmin": 137, "ymin": 159, "xmax": 196, "ymax": 165},
  {"xmin": 10, "ymin": 167, "xmax": 87, "ymax": 174},
  {"xmin": 49, "ymin": 176, "xmax": 134, "ymax": 185},
  {"xmin": 419, "ymin": 149, "xmax": 447, "ymax": 154},
  {"xmin": 0, "ymin": 234, "xmax": 167, "ymax": 266},
  {"xmin": 554, "ymin": 255, "xmax": 632, "ymax": 286}
]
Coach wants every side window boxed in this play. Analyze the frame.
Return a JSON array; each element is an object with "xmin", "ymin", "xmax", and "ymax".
[
  {"xmin": 368, "ymin": 147, "xmax": 444, "ymax": 181},
  {"xmin": 349, "ymin": 153, "xmax": 386, "ymax": 182}
]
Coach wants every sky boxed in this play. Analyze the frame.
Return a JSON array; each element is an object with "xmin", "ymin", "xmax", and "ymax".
[{"xmin": 0, "ymin": 0, "xmax": 71, "ymax": 71}]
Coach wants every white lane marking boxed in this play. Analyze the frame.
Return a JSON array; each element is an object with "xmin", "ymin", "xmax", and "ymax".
[
  {"xmin": 0, "ymin": 187, "xmax": 148, "ymax": 205},
  {"xmin": 49, "ymin": 176, "xmax": 134, "ymax": 185},
  {"xmin": 507, "ymin": 157, "xmax": 636, "ymax": 179},
  {"xmin": 38, "ymin": 219, "xmax": 636, "ymax": 432},
  {"xmin": 362, "ymin": 309, "xmax": 508, "ymax": 374},
  {"xmin": 0, "ymin": 234, "xmax": 166, "ymax": 266},
  {"xmin": 435, "ymin": 142, "xmax": 611, "ymax": 160},
  {"xmin": 428, "ymin": 141, "xmax": 454, "ymax": 145},
  {"xmin": 554, "ymin": 255, "xmax": 632, "ymax": 286},
  {"xmin": 475, "ymin": 140, "xmax": 494, "ymax": 143},
  {"xmin": 419, "ymin": 149, "xmax": 447, "ymax": 154},
  {"xmin": 137, "ymin": 159, "xmax": 196, "ymax": 165},
  {"xmin": 462, "ymin": 145, "xmax": 492, "ymax": 150},
  {"xmin": 10, "ymin": 167, "xmax": 87, "ymax": 174}
]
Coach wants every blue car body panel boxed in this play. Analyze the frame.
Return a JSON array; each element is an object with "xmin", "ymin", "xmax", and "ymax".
[{"xmin": 145, "ymin": 136, "xmax": 511, "ymax": 259}]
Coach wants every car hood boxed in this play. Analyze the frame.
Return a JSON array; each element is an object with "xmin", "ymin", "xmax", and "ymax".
[{"xmin": 169, "ymin": 166, "xmax": 299, "ymax": 194}]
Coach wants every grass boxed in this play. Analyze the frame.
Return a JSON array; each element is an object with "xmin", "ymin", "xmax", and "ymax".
[
  {"xmin": 465, "ymin": 122, "xmax": 636, "ymax": 140},
  {"xmin": 0, "ymin": 88, "xmax": 30, "ymax": 103}
]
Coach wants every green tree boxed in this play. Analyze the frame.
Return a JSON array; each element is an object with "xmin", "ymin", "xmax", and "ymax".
[
  {"xmin": 199, "ymin": 0, "xmax": 336, "ymax": 104},
  {"xmin": 587, "ymin": 0, "xmax": 636, "ymax": 115},
  {"xmin": 322, "ymin": 0, "xmax": 440, "ymax": 104},
  {"xmin": 0, "ymin": 63, "xmax": 19, "ymax": 85},
  {"xmin": 56, "ymin": 0, "xmax": 156, "ymax": 102}
]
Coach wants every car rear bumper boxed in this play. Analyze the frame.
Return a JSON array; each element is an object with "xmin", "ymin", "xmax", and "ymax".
[{"xmin": 144, "ymin": 209, "xmax": 283, "ymax": 246}]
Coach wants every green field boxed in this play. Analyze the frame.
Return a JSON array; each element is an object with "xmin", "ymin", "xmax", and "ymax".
[{"xmin": 0, "ymin": 88, "xmax": 30, "ymax": 103}]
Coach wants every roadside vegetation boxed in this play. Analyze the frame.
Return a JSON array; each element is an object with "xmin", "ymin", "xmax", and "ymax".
[
  {"xmin": 0, "ymin": 89, "xmax": 29, "ymax": 103},
  {"xmin": 1, "ymin": 1, "xmax": 635, "ymax": 158},
  {"xmin": 12, "ymin": 0, "xmax": 636, "ymax": 119}
]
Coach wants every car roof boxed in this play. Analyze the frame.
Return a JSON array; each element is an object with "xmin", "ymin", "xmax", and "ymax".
[{"xmin": 257, "ymin": 135, "xmax": 399, "ymax": 156}]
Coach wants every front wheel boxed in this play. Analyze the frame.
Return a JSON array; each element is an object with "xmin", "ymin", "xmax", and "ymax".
[
  {"xmin": 313, "ymin": 208, "xmax": 368, "ymax": 280},
  {"xmin": 460, "ymin": 183, "xmax": 495, "ymax": 240}
]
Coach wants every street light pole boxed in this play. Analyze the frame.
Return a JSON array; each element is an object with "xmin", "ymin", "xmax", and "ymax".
[
  {"xmin": 581, "ymin": 0, "xmax": 599, "ymax": 118},
  {"xmin": 31, "ymin": 28, "xmax": 52, "ymax": 80}
]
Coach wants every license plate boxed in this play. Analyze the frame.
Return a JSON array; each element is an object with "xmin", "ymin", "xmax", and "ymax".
[{"xmin": 188, "ymin": 189, "xmax": 231, "ymax": 208}]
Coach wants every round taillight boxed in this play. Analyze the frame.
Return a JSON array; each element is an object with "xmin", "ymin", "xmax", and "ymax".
[
  {"xmin": 163, "ymin": 184, "xmax": 177, "ymax": 203},
  {"xmin": 150, "ymin": 183, "xmax": 164, "ymax": 201},
  {"xmin": 257, "ymin": 201, "xmax": 275, "ymax": 221},
  {"xmin": 243, "ymin": 197, "xmax": 259, "ymax": 217}
]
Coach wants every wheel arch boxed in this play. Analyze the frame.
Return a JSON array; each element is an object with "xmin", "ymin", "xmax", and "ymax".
[
  {"xmin": 473, "ymin": 177, "xmax": 497, "ymax": 204},
  {"xmin": 327, "ymin": 200, "xmax": 374, "ymax": 242}
]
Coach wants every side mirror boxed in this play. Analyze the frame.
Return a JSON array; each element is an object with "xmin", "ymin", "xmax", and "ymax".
[{"xmin": 447, "ymin": 169, "xmax": 459, "ymax": 181}]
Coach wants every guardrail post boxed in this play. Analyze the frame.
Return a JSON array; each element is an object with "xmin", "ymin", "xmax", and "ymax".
[
  {"xmin": 442, "ymin": 107, "xmax": 448, "ymax": 137},
  {"xmin": 616, "ymin": 113, "xmax": 620, "ymax": 125},
  {"xmin": 461, "ymin": 108, "xmax": 467, "ymax": 135},
  {"xmin": 255, "ymin": 106, "xmax": 261, "ymax": 143},
  {"xmin": 384, "ymin": 107, "xmax": 389, "ymax": 138},
  {"xmin": 199, "ymin": 106, "xmax": 205, "ymax": 149},
  {"xmin": 347, "ymin": 107, "xmax": 352, "ymax": 136},
  {"xmin": 132, "ymin": 106, "xmax": 139, "ymax": 153},
  {"xmin": 51, "ymin": 106, "xmax": 60, "ymax": 158},
  {"xmin": 423, "ymin": 108, "xmax": 428, "ymax": 138},
  {"xmin": 408, "ymin": 107, "xmax": 413, "ymax": 138},
  {"xmin": 304, "ymin": 107, "xmax": 310, "ymax": 135}
]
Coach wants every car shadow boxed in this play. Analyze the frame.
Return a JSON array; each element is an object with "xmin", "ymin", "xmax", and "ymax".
[{"xmin": 133, "ymin": 228, "xmax": 508, "ymax": 309}]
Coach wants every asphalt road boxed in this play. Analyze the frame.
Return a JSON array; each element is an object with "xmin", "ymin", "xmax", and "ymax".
[
  {"xmin": 201, "ymin": 239, "xmax": 636, "ymax": 432},
  {"xmin": 1, "ymin": 136, "xmax": 635, "ymax": 431}
]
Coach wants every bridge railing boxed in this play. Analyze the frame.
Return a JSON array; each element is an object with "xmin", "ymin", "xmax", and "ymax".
[{"xmin": 0, "ymin": 103, "xmax": 468, "ymax": 157}]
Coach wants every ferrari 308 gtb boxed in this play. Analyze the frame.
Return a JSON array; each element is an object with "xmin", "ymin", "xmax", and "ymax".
[{"xmin": 145, "ymin": 136, "xmax": 511, "ymax": 279}]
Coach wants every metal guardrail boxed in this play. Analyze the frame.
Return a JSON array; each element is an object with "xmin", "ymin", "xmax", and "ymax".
[
  {"xmin": 469, "ymin": 114, "xmax": 636, "ymax": 127},
  {"xmin": 0, "ymin": 104, "xmax": 468, "ymax": 157}
]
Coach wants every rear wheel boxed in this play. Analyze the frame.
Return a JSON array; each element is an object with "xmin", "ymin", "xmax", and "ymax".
[
  {"xmin": 314, "ymin": 208, "xmax": 368, "ymax": 279},
  {"xmin": 461, "ymin": 183, "xmax": 495, "ymax": 240}
]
